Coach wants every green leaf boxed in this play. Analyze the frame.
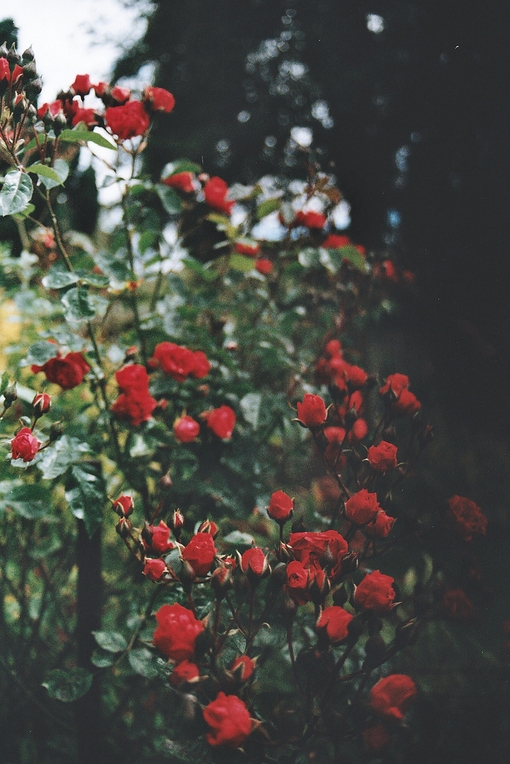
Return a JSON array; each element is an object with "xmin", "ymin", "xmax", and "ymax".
[
  {"xmin": 12, "ymin": 203, "xmax": 35, "ymax": 221},
  {"xmin": 27, "ymin": 162, "xmax": 65, "ymax": 186},
  {"xmin": 26, "ymin": 340, "xmax": 59, "ymax": 365},
  {"xmin": 60, "ymin": 127, "xmax": 116, "ymax": 150},
  {"xmin": 37, "ymin": 435, "xmax": 89, "ymax": 480},
  {"xmin": 74, "ymin": 269, "xmax": 110, "ymax": 288},
  {"xmin": 65, "ymin": 463, "xmax": 105, "ymax": 537},
  {"xmin": 43, "ymin": 668, "xmax": 93, "ymax": 702},
  {"xmin": 138, "ymin": 230, "xmax": 159, "ymax": 254},
  {"xmin": 42, "ymin": 267, "xmax": 79, "ymax": 289},
  {"xmin": 93, "ymin": 250, "xmax": 133, "ymax": 283},
  {"xmin": 91, "ymin": 649, "xmax": 116, "ymax": 668},
  {"xmin": 182, "ymin": 258, "xmax": 217, "ymax": 282},
  {"xmin": 337, "ymin": 244, "xmax": 368, "ymax": 273},
  {"xmin": 92, "ymin": 630, "xmax": 128, "ymax": 653},
  {"xmin": 161, "ymin": 159, "xmax": 202, "ymax": 177},
  {"xmin": 1, "ymin": 484, "xmax": 52, "ymax": 519},
  {"xmin": 298, "ymin": 247, "xmax": 321, "ymax": 269},
  {"xmin": 207, "ymin": 213, "xmax": 236, "ymax": 239},
  {"xmin": 0, "ymin": 171, "xmax": 33, "ymax": 216},
  {"xmin": 40, "ymin": 159, "xmax": 69, "ymax": 190},
  {"xmin": 61, "ymin": 287, "xmax": 96, "ymax": 322},
  {"xmin": 229, "ymin": 254, "xmax": 255, "ymax": 272},
  {"xmin": 256, "ymin": 198, "xmax": 280, "ymax": 220},
  {"xmin": 0, "ymin": 371, "xmax": 10, "ymax": 395},
  {"xmin": 155, "ymin": 185, "xmax": 182, "ymax": 216},
  {"xmin": 128, "ymin": 647, "xmax": 160, "ymax": 679}
]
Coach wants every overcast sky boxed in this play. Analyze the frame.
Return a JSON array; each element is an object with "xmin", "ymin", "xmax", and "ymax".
[{"xmin": 6, "ymin": 0, "xmax": 150, "ymax": 101}]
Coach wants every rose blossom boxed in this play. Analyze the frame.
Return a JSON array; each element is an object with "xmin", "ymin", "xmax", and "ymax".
[
  {"xmin": 235, "ymin": 241, "xmax": 260, "ymax": 257},
  {"xmin": 323, "ymin": 234, "xmax": 351, "ymax": 249},
  {"xmin": 295, "ymin": 210, "xmax": 327, "ymax": 229},
  {"xmin": 289, "ymin": 530, "xmax": 348, "ymax": 577},
  {"xmin": 231, "ymin": 655, "xmax": 255, "ymax": 681},
  {"xmin": 317, "ymin": 606, "xmax": 354, "ymax": 643},
  {"xmin": 365, "ymin": 511, "xmax": 395, "ymax": 538},
  {"xmin": 31, "ymin": 351, "xmax": 90, "ymax": 390},
  {"xmin": 203, "ymin": 176, "xmax": 234, "ymax": 215},
  {"xmin": 255, "ymin": 258, "xmax": 273, "ymax": 275},
  {"xmin": 116, "ymin": 364, "xmax": 151, "ymax": 393},
  {"xmin": 163, "ymin": 172, "xmax": 195, "ymax": 193},
  {"xmin": 203, "ymin": 692, "xmax": 252, "ymax": 748},
  {"xmin": 267, "ymin": 490, "xmax": 294, "ymax": 522},
  {"xmin": 145, "ymin": 520, "xmax": 174, "ymax": 554},
  {"xmin": 296, "ymin": 393, "xmax": 327, "ymax": 427},
  {"xmin": 143, "ymin": 558, "xmax": 167, "ymax": 581},
  {"xmin": 240, "ymin": 548, "xmax": 269, "ymax": 578},
  {"xmin": 285, "ymin": 560, "xmax": 311, "ymax": 605},
  {"xmin": 153, "ymin": 603, "xmax": 204, "ymax": 662},
  {"xmin": 148, "ymin": 342, "xmax": 210, "ymax": 381},
  {"xmin": 367, "ymin": 441, "xmax": 398, "ymax": 472},
  {"xmin": 447, "ymin": 495, "xmax": 487, "ymax": 541},
  {"xmin": 181, "ymin": 533, "xmax": 217, "ymax": 576},
  {"xmin": 143, "ymin": 86, "xmax": 175, "ymax": 113},
  {"xmin": 206, "ymin": 405, "xmax": 236, "ymax": 439},
  {"xmin": 11, "ymin": 427, "xmax": 40, "ymax": 462},
  {"xmin": 354, "ymin": 570, "xmax": 395, "ymax": 614},
  {"xmin": 170, "ymin": 660, "xmax": 200, "ymax": 687},
  {"xmin": 105, "ymin": 100, "xmax": 150, "ymax": 140},
  {"xmin": 71, "ymin": 74, "xmax": 92, "ymax": 96},
  {"xmin": 173, "ymin": 415, "xmax": 200, "ymax": 443},
  {"xmin": 369, "ymin": 674, "xmax": 417, "ymax": 721},
  {"xmin": 111, "ymin": 390, "xmax": 157, "ymax": 427},
  {"xmin": 345, "ymin": 489, "xmax": 381, "ymax": 525}
]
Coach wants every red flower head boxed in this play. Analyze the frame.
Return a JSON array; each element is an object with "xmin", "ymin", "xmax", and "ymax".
[
  {"xmin": 145, "ymin": 520, "xmax": 174, "ymax": 554},
  {"xmin": 110, "ymin": 85, "xmax": 131, "ymax": 104},
  {"xmin": 115, "ymin": 364, "xmax": 151, "ymax": 393},
  {"xmin": 267, "ymin": 490, "xmax": 294, "ymax": 523},
  {"xmin": 143, "ymin": 86, "xmax": 176, "ymax": 113},
  {"xmin": 323, "ymin": 234, "xmax": 351, "ymax": 248},
  {"xmin": 206, "ymin": 405, "xmax": 236, "ymax": 439},
  {"xmin": 163, "ymin": 172, "xmax": 195, "ymax": 193},
  {"xmin": 367, "ymin": 441, "xmax": 398, "ymax": 473},
  {"xmin": 296, "ymin": 210, "xmax": 327, "ymax": 229},
  {"xmin": 143, "ymin": 558, "xmax": 167, "ymax": 581},
  {"xmin": 11, "ymin": 427, "xmax": 40, "ymax": 462},
  {"xmin": 203, "ymin": 176, "xmax": 234, "ymax": 215},
  {"xmin": 240, "ymin": 547, "xmax": 269, "ymax": 578},
  {"xmin": 447, "ymin": 495, "xmax": 487, "ymax": 541},
  {"xmin": 345, "ymin": 489, "xmax": 381, "ymax": 525},
  {"xmin": 105, "ymin": 100, "xmax": 150, "ymax": 141},
  {"xmin": 255, "ymin": 258, "xmax": 273, "ymax": 275},
  {"xmin": 231, "ymin": 655, "xmax": 255, "ymax": 682},
  {"xmin": 203, "ymin": 692, "xmax": 252, "ymax": 748},
  {"xmin": 190, "ymin": 350, "xmax": 211, "ymax": 379},
  {"xmin": 355, "ymin": 570, "xmax": 395, "ymax": 614},
  {"xmin": 112, "ymin": 494, "xmax": 134, "ymax": 517},
  {"xmin": 153, "ymin": 603, "xmax": 204, "ymax": 662},
  {"xmin": 148, "ymin": 342, "xmax": 210, "ymax": 381},
  {"xmin": 235, "ymin": 241, "xmax": 260, "ymax": 257},
  {"xmin": 173, "ymin": 415, "xmax": 200, "ymax": 443},
  {"xmin": 285, "ymin": 560, "xmax": 311, "ymax": 605},
  {"xmin": 31, "ymin": 351, "xmax": 90, "ymax": 390},
  {"xmin": 296, "ymin": 393, "xmax": 327, "ymax": 427},
  {"xmin": 182, "ymin": 532, "xmax": 217, "ymax": 576},
  {"xmin": 365, "ymin": 511, "xmax": 395, "ymax": 538},
  {"xmin": 71, "ymin": 74, "xmax": 92, "ymax": 96},
  {"xmin": 379, "ymin": 373, "xmax": 410, "ymax": 398},
  {"xmin": 32, "ymin": 392, "xmax": 51, "ymax": 417},
  {"xmin": 317, "ymin": 605, "xmax": 354, "ymax": 643},
  {"xmin": 37, "ymin": 100, "xmax": 63, "ymax": 119},
  {"xmin": 369, "ymin": 674, "xmax": 417, "ymax": 721},
  {"xmin": 289, "ymin": 530, "xmax": 348, "ymax": 577},
  {"xmin": 348, "ymin": 417, "xmax": 368, "ymax": 442},
  {"xmin": 170, "ymin": 659, "xmax": 200, "ymax": 687},
  {"xmin": 111, "ymin": 390, "xmax": 157, "ymax": 427},
  {"xmin": 71, "ymin": 105, "xmax": 100, "ymax": 128},
  {"xmin": 0, "ymin": 58, "xmax": 10, "ymax": 82}
]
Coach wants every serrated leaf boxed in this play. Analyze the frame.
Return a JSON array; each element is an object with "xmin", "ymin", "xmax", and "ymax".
[
  {"xmin": 26, "ymin": 340, "xmax": 60, "ymax": 365},
  {"xmin": 27, "ymin": 162, "xmax": 65, "ymax": 186},
  {"xmin": 257, "ymin": 198, "xmax": 280, "ymax": 220},
  {"xmin": 240, "ymin": 392, "xmax": 261, "ymax": 428},
  {"xmin": 65, "ymin": 463, "xmax": 105, "ymax": 537},
  {"xmin": 92, "ymin": 630, "xmax": 127, "ymax": 653},
  {"xmin": 1, "ymin": 484, "xmax": 52, "ymax": 519},
  {"xmin": 0, "ymin": 170, "xmax": 33, "ymax": 216},
  {"xmin": 61, "ymin": 287, "xmax": 96, "ymax": 322},
  {"xmin": 229, "ymin": 254, "xmax": 255, "ymax": 272},
  {"xmin": 42, "ymin": 267, "xmax": 79, "ymax": 289},
  {"xmin": 60, "ymin": 127, "xmax": 116, "ymax": 150},
  {"xmin": 155, "ymin": 185, "xmax": 182, "ymax": 216},
  {"xmin": 128, "ymin": 647, "xmax": 159, "ymax": 679},
  {"xmin": 43, "ymin": 668, "xmax": 92, "ymax": 702},
  {"xmin": 36, "ymin": 435, "xmax": 89, "ymax": 480}
]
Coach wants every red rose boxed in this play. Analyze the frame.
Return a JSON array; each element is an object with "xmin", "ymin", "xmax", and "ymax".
[
  {"xmin": 71, "ymin": 106, "xmax": 100, "ymax": 128},
  {"xmin": 391, "ymin": 388, "xmax": 421, "ymax": 416},
  {"xmin": 296, "ymin": 210, "xmax": 327, "ymax": 229},
  {"xmin": 348, "ymin": 417, "xmax": 368, "ymax": 442},
  {"xmin": 235, "ymin": 241, "xmax": 260, "ymax": 257},
  {"xmin": 442, "ymin": 588, "xmax": 476, "ymax": 621},
  {"xmin": 149, "ymin": 342, "xmax": 210, "ymax": 381},
  {"xmin": 112, "ymin": 494, "xmax": 134, "ymax": 516},
  {"xmin": 146, "ymin": 520, "xmax": 174, "ymax": 554},
  {"xmin": 317, "ymin": 605, "xmax": 354, "ymax": 643},
  {"xmin": 323, "ymin": 234, "xmax": 351, "ymax": 249},
  {"xmin": 343, "ymin": 363, "xmax": 368, "ymax": 388},
  {"xmin": 345, "ymin": 489, "xmax": 381, "ymax": 525},
  {"xmin": 206, "ymin": 405, "xmax": 236, "ymax": 439},
  {"xmin": 110, "ymin": 85, "xmax": 131, "ymax": 104},
  {"xmin": 447, "ymin": 495, "xmax": 487, "ymax": 541},
  {"xmin": 153, "ymin": 603, "xmax": 204, "ymax": 662},
  {"xmin": 255, "ymin": 258, "xmax": 273, "ymax": 275},
  {"xmin": 116, "ymin": 364, "xmax": 150, "ymax": 393},
  {"xmin": 31, "ymin": 351, "xmax": 90, "ymax": 390},
  {"xmin": 369, "ymin": 674, "xmax": 417, "ymax": 721},
  {"xmin": 173, "ymin": 415, "xmax": 200, "ymax": 443},
  {"xmin": 170, "ymin": 659, "xmax": 200, "ymax": 687},
  {"xmin": 105, "ymin": 100, "xmax": 150, "ymax": 140},
  {"xmin": 203, "ymin": 692, "xmax": 252, "ymax": 748},
  {"xmin": 182, "ymin": 532, "xmax": 217, "ymax": 576},
  {"xmin": 111, "ymin": 390, "xmax": 157, "ymax": 426},
  {"xmin": 289, "ymin": 530, "xmax": 348, "ymax": 577},
  {"xmin": 203, "ymin": 176, "xmax": 234, "ymax": 215},
  {"xmin": 143, "ymin": 558, "xmax": 167, "ymax": 581},
  {"xmin": 296, "ymin": 393, "xmax": 327, "ymax": 427},
  {"xmin": 231, "ymin": 655, "xmax": 255, "ymax": 681},
  {"xmin": 325, "ymin": 339, "xmax": 342, "ymax": 356},
  {"xmin": 11, "ymin": 427, "xmax": 40, "ymax": 462},
  {"xmin": 0, "ymin": 58, "xmax": 10, "ymax": 82},
  {"xmin": 379, "ymin": 373, "xmax": 410, "ymax": 398},
  {"xmin": 267, "ymin": 490, "xmax": 294, "ymax": 523},
  {"xmin": 37, "ymin": 100, "xmax": 63, "ymax": 119},
  {"xmin": 190, "ymin": 350, "xmax": 211, "ymax": 379},
  {"xmin": 163, "ymin": 172, "xmax": 195, "ymax": 193},
  {"xmin": 285, "ymin": 560, "xmax": 311, "ymax": 605},
  {"xmin": 365, "ymin": 511, "xmax": 395, "ymax": 538},
  {"xmin": 32, "ymin": 392, "xmax": 51, "ymax": 417},
  {"xmin": 355, "ymin": 570, "xmax": 395, "ymax": 614},
  {"xmin": 71, "ymin": 74, "xmax": 92, "ymax": 96},
  {"xmin": 143, "ymin": 86, "xmax": 176, "ymax": 113},
  {"xmin": 367, "ymin": 441, "xmax": 398, "ymax": 472},
  {"xmin": 240, "ymin": 548, "xmax": 269, "ymax": 578}
]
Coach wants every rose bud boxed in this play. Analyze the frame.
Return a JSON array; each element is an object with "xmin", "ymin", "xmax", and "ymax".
[
  {"xmin": 143, "ymin": 86, "xmax": 176, "ymax": 113},
  {"xmin": 230, "ymin": 655, "xmax": 255, "ymax": 682},
  {"xmin": 296, "ymin": 393, "xmax": 327, "ymax": 428},
  {"xmin": 32, "ymin": 392, "xmax": 51, "ymax": 418},
  {"xmin": 366, "ymin": 441, "xmax": 398, "ymax": 473},
  {"xmin": 197, "ymin": 519, "xmax": 219, "ymax": 537},
  {"xmin": 171, "ymin": 510, "xmax": 184, "ymax": 533},
  {"xmin": 143, "ymin": 558, "xmax": 167, "ymax": 582},
  {"xmin": 173, "ymin": 414, "xmax": 200, "ymax": 443},
  {"xmin": 316, "ymin": 605, "xmax": 354, "ymax": 644},
  {"xmin": 112, "ymin": 494, "xmax": 134, "ymax": 517},
  {"xmin": 71, "ymin": 74, "xmax": 92, "ymax": 96},
  {"xmin": 203, "ymin": 693, "xmax": 252, "ymax": 748},
  {"xmin": 206, "ymin": 405, "xmax": 236, "ymax": 439},
  {"xmin": 354, "ymin": 570, "xmax": 396, "ymax": 614},
  {"xmin": 267, "ymin": 490, "xmax": 294, "ymax": 523},
  {"xmin": 240, "ymin": 547, "xmax": 270, "ymax": 582},
  {"xmin": 11, "ymin": 427, "xmax": 40, "ymax": 462},
  {"xmin": 3, "ymin": 384, "xmax": 18, "ymax": 409},
  {"xmin": 369, "ymin": 674, "xmax": 417, "ymax": 721},
  {"xmin": 170, "ymin": 660, "xmax": 200, "ymax": 688},
  {"xmin": 211, "ymin": 565, "xmax": 233, "ymax": 598},
  {"xmin": 181, "ymin": 532, "xmax": 217, "ymax": 577}
]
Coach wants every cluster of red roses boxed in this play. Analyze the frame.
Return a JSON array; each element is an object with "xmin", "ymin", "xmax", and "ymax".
[{"xmin": 37, "ymin": 73, "xmax": 175, "ymax": 141}]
